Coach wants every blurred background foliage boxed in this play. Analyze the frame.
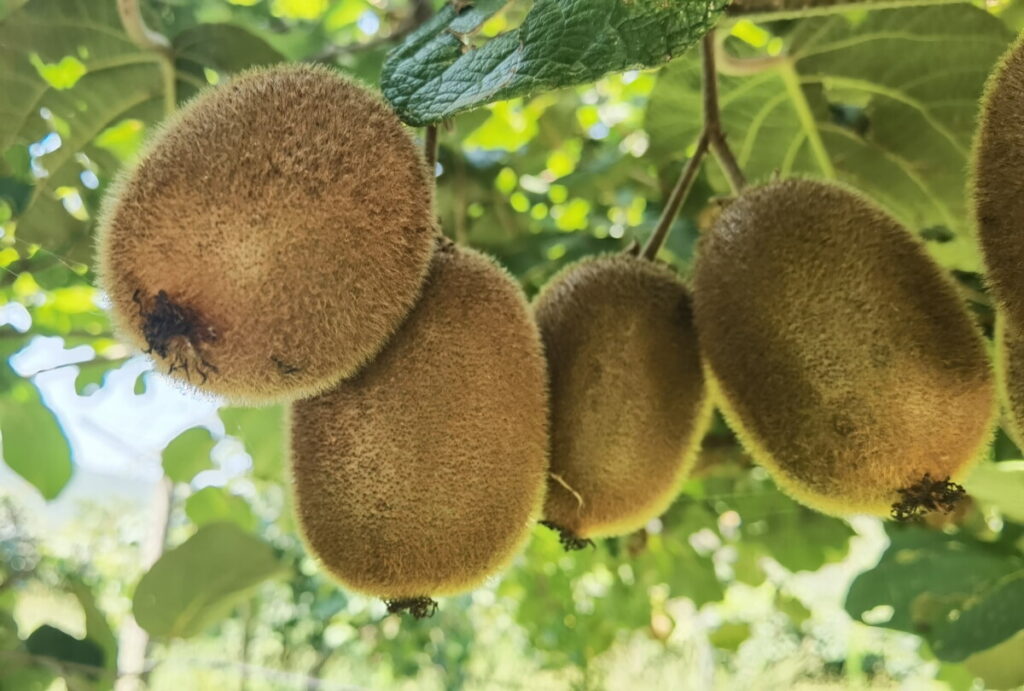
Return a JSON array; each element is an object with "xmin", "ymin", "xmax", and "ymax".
[{"xmin": 0, "ymin": 0, "xmax": 1023, "ymax": 689}]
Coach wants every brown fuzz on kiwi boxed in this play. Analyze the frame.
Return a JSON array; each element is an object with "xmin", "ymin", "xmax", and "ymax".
[
  {"xmin": 97, "ymin": 63, "xmax": 436, "ymax": 404},
  {"xmin": 534, "ymin": 254, "xmax": 712, "ymax": 544},
  {"xmin": 973, "ymin": 33, "xmax": 1024, "ymax": 440},
  {"xmin": 290, "ymin": 242, "xmax": 549, "ymax": 603},
  {"xmin": 694, "ymin": 179, "xmax": 996, "ymax": 518}
]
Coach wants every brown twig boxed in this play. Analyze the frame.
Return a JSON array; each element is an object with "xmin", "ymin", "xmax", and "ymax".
[
  {"xmin": 725, "ymin": 0, "xmax": 962, "ymax": 21},
  {"xmin": 116, "ymin": 0, "xmax": 175, "ymax": 116},
  {"xmin": 641, "ymin": 30, "xmax": 747, "ymax": 259},
  {"xmin": 424, "ymin": 123, "xmax": 439, "ymax": 173},
  {"xmin": 641, "ymin": 135, "xmax": 709, "ymax": 260},
  {"xmin": 702, "ymin": 33, "xmax": 746, "ymax": 195}
]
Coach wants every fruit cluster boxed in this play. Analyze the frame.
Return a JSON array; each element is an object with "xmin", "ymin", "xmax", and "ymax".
[{"xmin": 97, "ymin": 35, "xmax": 1023, "ymax": 612}]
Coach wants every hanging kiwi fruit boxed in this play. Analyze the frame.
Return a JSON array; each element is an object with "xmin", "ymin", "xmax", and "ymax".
[
  {"xmin": 693, "ymin": 179, "xmax": 996, "ymax": 519},
  {"xmin": 97, "ymin": 63, "xmax": 436, "ymax": 404},
  {"xmin": 973, "ymin": 32, "xmax": 1024, "ymax": 442},
  {"xmin": 289, "ymin": 241, "xmax": 549, "ymax": 613},
  {"xmin": 534, "ymin": 254, "xmax": 712, "ymax": 547}
]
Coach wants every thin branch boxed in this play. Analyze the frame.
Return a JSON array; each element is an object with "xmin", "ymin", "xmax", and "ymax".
[
  {"xmin": 641, "ymin": 135, "xmax": 709, "ymax": 260},
  {"xmin": 424, "ymin": 124, "xmax": 439, "ymax": 173},
  {"xmin": 117, "ymin": 476, "xmax": 174, "ymax": 687},
  {"xmin": 20, "ymin": 356, "xmax": 129, "ymax": 378},
  {"xmin": 116, "ymin": 0, "xmax": 169, "ymax": 52},
  {"xmin": 714, "ymin": 32, "xmax": 788, "ymax": 77},
  {"xmin": 724, "ymin": 0, "xmax": 965, "ymax": 22},
  {"xmin": 702, "ymin": 33, "xmax": 746, "ymax": 195},
  {"xmin": 116, "ymin": 0, "xmax": 175, "ymax": 116},
  {"xmin": 641, "ymin": 30, "xmax": 749, "ymax": 259}
]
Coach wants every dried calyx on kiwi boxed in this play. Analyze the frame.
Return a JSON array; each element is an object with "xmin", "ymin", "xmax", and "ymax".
[
  {"xmin": 289, "ymin": 241, "xmax": 549, "ymax": 611},
  {"xmin": 693, "ymin": 179, "xmax": 995, "ymax": 519},
  {"xmin": 97, "ymin": 63, "xmax": 436, "ymax": 404},
  {"xmin": 534, "ymin": 254, "xmax": 712, "ymax": 547}
]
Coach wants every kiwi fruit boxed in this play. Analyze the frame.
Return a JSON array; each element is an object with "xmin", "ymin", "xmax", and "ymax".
[
  {"xmin": 693, "ymin": 179, "xmax": 996, "ymax": 518},
  {"xmin": 97, "ymin": 63, "xmax": 436, "ymax": 403},
  {"xmin": 290, "ymin": 241, "xmax": 548, "ymax": 608},
  {"xmin": 973, "ymin": 34, "xmax": 1024, "ymax": 440},
  {"xmin": 534, "ymin": 254, "xmax": 712, "ymax": 544}
]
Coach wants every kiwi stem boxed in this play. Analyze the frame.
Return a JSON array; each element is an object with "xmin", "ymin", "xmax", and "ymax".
[
  {"xmin": 641, "ymin": 134, "xmax": 709, "ymax": 261},
  {"xmin": 116, "ymin": 0, "xmax": 176, "ymax": 117},
  {"xmin": 641, "ymin": 30, "xmax": 748, "ymax": 260},
  {"xmin": 424, "ymin": 124, "xmax": 439, "ymax": 174},
  {"xmin": 701, "ymin": 33, "xmax": 747, "ymax": 195}
]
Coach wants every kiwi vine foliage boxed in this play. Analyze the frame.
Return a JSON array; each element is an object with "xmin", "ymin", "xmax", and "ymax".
[{"xmin": 0, "ymin": 0, "xmax": 1022, "ymax": 689}]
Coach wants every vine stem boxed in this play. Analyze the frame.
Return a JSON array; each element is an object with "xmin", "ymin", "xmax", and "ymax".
[
  {"xmin": 116, "ymin": 0, "xmax": 176, "ymax": 117},
  {"xmin": 641, "ymin": 135, "xmax": 709, "ymax": 260},
  {"xmin": 424, "ymin": 123, "xmax": 439, "ymax": 173},
  {"xmin": 641, "ymin": 30, "xmax": 747, "ymax": 260},
  {"xmin": 724, "ymin": 0, "xmax": 965, "ymax": 23},
  {"xmin": 702, "ymin": 33, "xmax": 746, "ymax": 195}
]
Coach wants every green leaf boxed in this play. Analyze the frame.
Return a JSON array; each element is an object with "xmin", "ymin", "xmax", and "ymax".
[
  {"xmin": 0, "ymin": 0, "xmax": 288, "ymax": 260},
  {"xmin": 0, "ymin": 0, "xmax": 165, "ymax": 261},
  {"xmin": 966, "ymin": 461, "xmax": 1024, "ymax": 523},
  {"xmin": 173, "ymin": 23, "xmax": 284, "ymax": 76},
  {"xmin": 846, "ymin": 526, "xmax": 1024, "ymax": 661},
  {"xmin": 382, "ymin": 0, "xmax": 727, "ymax": 126},
  {"xmin": 185, "ymin": 486, "xmax": 257, "ymax": 532},
  {"xmin": 24, "ymin": 624, "xmax": 104, "ymax": 671},
  {"xmin": 645, "ymin": 5, "xmax": 1013, "ymax": 272},
  {"xmin": 132, "ymin": 522, "xmax": 284, "ymax": 639},
  {"xmin": 0, "ymin": 380, "xmax": 72, "ymax": 500},
  {"xmin": 709, "ymin": 622, "xmax": 750, "ymax": 651},
  {"xmin": 68, "ymin": 577, "xmax": 117, "ymax": 689},
  {"xmin": 696, "ymin": 469, "xmax": 853, "ymax": 575},
  {"xmin": 161, "ymin": 426, "xmax": 215, "ymax": 484},
  {"xmin": 219, "ymin": 406, "xmax": 284, "ymax": 481},
  {"xmin": 964, "ymin": 630, "xmax": 1024, "ymax": 691},
  {"xmin": 930, "ymin": 571, "xmax": 1024, "ymax": 661}
]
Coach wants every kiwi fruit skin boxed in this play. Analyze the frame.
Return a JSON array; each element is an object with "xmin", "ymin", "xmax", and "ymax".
[
  {"xmin": 97, "ymin": 63, "xmax": 436, "ymax": 404},
  {"xmin": 694, "ymin": 179, "xmax": 995, "ymax": 517},
  {"xmin": 289, "ymin": 242, "xmax": 549, "ymax": 599},
  {"xmin": 534, "ymin": 254, "xmax": 712, "ymax": 540},
  {"xmin": 973, "ymin": 35, "xmax": 1024, "ymax": 439}
]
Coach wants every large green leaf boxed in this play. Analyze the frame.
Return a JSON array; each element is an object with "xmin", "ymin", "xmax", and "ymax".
[
  {"xmin": 645, "ymin": 5, "xmax": 1013, "ymax": 272},
  {"xmin": 24, "ymin": 624, "xmax": 104, "ymax": 676},
  {"xmin": 161, "ymin": 426, "xmax": 215, "ymax": 484},
  {"xmin": 0, "ymin": 379, "xmax": 72, "ymax": 500},
  {"xmin": 69, "ymin": 577, "xmax": 117, "ymax": 690},
  {"xmin": 185, "ymin": 486, "xmax": 257, "ymax": 532},
  {"xmin": 219, "ymin": 406, "xmax": 284, "ymax": 481},
  {"xmin": 966, "ymin": 461, "xmax": 1024, "ymax": 523},
  {"xmin": 0, "ymin": 0, "xmax": 165, "ymax": 261},
  {"xmin": 846, "ymin": 526, "xmax": 1024, "ymax": 662},
  {"xmin": 173, "ymin": 23, "xmax": 283, "ymax": 77},
  {"xmin": 0, "ymin": 0, "xmax": 285, "ymax": 261},
  {"xmin": 688, "ymin": 465, "xmax": 854, "ymax": 580},
  {"xmin": 382, "ymin": 0, "xmax": 727, "ymax": 126},
  {"xmin": 132, "ymin": 522, "xmax": 284, "ymax": 639}
]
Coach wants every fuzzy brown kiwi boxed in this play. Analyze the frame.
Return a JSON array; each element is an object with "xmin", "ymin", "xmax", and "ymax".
[
  {"xmin": 96, "ymin": 63, "xmax": 436, "ymax": 404},
  {"xmin": 289, "ymin": 242, "xmax": 548, "ymax": 607},
  {"xmin": 973, "ymin": 33, "xmax": 1024, "ymax": 441},
  {"xmin": 693, "ymin": 179, "xmax": 996, "ymax": 519},
  {"xmin": 533, "ymin": 254, "xmax": 712, "ymax": 545}
]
